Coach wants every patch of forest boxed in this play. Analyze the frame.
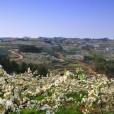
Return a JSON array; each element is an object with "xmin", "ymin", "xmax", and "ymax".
[
  {"xmin": 19, "ymin": 45, "xmax": 42, "ymax": 53},
  {"xmin": 84, "ymin": 53, "xmax": 114, "ymax": 78},
  {"xmin": 0, "ymin": 55, "xmax": 48, "ymax": 76}
]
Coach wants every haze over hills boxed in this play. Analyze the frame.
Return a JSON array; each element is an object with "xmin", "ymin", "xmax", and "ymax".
[
  {"xmin": 0, "ymin": 36, "xmax": 113, "ymax": 40},
  {"xmin": 0, "ymin": 0, "xmax": 114, "ymax": 38}
]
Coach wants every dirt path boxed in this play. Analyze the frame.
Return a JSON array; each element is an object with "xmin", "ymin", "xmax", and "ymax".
[
  {"xmin": 8, "ymin": 50, "xmax": 23, "ymax": 61},
  {"xmin": 74, "ymin": 60, "xmax": 97, "ymax": 75},
  {"xmin": 87, "ymin": 66, "xmax": 97, "ymax": 75},
  {"xmin": 56, "ymin": 52, "xmax": 97, "ymax": 75},
  {"xmin": 73, "ymin": 60, "xmax": 97, "ymax": 75},
  {"xmin": 55, "ymin": 52, "xmax": 67, "ymax": 60}
]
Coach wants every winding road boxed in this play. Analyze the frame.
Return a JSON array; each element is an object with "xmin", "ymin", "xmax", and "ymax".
[
  {"xmin": 8, "ymin": 50, "xmax": 97, "ymax": 75},
  {"xmin": 8, "ymin": 50, "xmax": 23, "ymax": 61}
]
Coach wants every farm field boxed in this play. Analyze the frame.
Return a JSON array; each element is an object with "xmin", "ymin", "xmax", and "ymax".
[{"xmin": 0, "ymin": 38, "xmax": 114, "ymax": 76}]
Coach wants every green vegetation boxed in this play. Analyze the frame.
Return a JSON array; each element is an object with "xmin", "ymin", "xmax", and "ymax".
[
  {"xmin": 61, "ymin": 60, "xmax": 72, "ymax": 65},
  {"xmin": 0, "ymin": 46, "xmax": 12, "ymax": 48},
  {"xmin": 0, "ymin": 55, "xmax": 48, "ymax": 76},
  {"xmin": 82, "ymin": 45, "xmax": 93, "ymax": 51},
  {"xmin": 53, "ymin": 44, "xmax": 63, "ymax": 52},
  {"xmin": 66, "ymin": 92, "xmax": 81, "ymax": 102},
  {"xmin": 0, "ymin": 71, "xmax": 4, "ymax": 76},
  {"xmin": 84, "ymin": 53, "xmax": 114, "ymax": 77},
  {"xmin": 19, "ymin": 45, "xmax": 42, "ymax": 53},
  {"xmin": 68, "ymin": 63, "xmax": 85, "ymax": 67},
  {"xmin": 69, "ymin": 47, "xmax": 80, "ymax": 51},
  {"xmin": 0, "ymin": 94, "xmax": 4, "ymax": 98},
  {"xmin": 56, "ymin": 106, "xmax": 83, "ymax": 114},
  {"xmin": 0, "ymin": 38, "xmax": 114, "ymax": 113},
  {"xmin": 66, "ymin": 92, "xmax": 88, "ymax": 103},
  {"xmin": 0, "ymin": 66, "xmax": 113, "ymax": 114},
  {"xmin": 61, "ymin": 52, "xmax": 72, "ymax": 56},
  {"xmin": 9, "ymin": 110, "xmax": 45, "ymax": 114},
  {"xmin": 34, "ymin": 95, "xmax": 45, "ymax": 100}
]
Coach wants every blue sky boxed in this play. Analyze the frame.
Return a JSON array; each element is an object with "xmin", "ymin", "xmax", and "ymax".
[{"xmin": 0, "ymin": 0, "xmax": 114, "ymax": 38}]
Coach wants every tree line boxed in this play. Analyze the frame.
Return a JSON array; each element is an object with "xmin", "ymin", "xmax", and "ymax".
[
  {"xmin": 19, "ymin": 45, "xmax": 42, "ymax": 53},
  {"xmin": 84, "ymin": 53, "xmax": 114, "ymax": 78},
  {"xmin": 0, "ymin": 55, "xmax": 48, "ymax": 76}
]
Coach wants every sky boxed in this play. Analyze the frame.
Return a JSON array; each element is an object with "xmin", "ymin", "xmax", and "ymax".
[{"xmin": 0, "ymin": 0, "xmax": 114, "ymax": 38}]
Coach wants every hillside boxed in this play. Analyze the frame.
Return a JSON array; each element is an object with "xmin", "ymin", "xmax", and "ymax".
[{"xmin": 0, "ymin": 66, "xmax": 114, "ymax": 114}]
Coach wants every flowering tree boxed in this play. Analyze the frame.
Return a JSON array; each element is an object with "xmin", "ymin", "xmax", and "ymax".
[{"xmin": 0, "ymin": 67, "xmax": 113, "ymax": 114}]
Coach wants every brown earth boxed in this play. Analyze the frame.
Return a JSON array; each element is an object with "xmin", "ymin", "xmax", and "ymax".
[{"xmin": 8, "ymin": 50, "xmax": 23, "ymax": 61}]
